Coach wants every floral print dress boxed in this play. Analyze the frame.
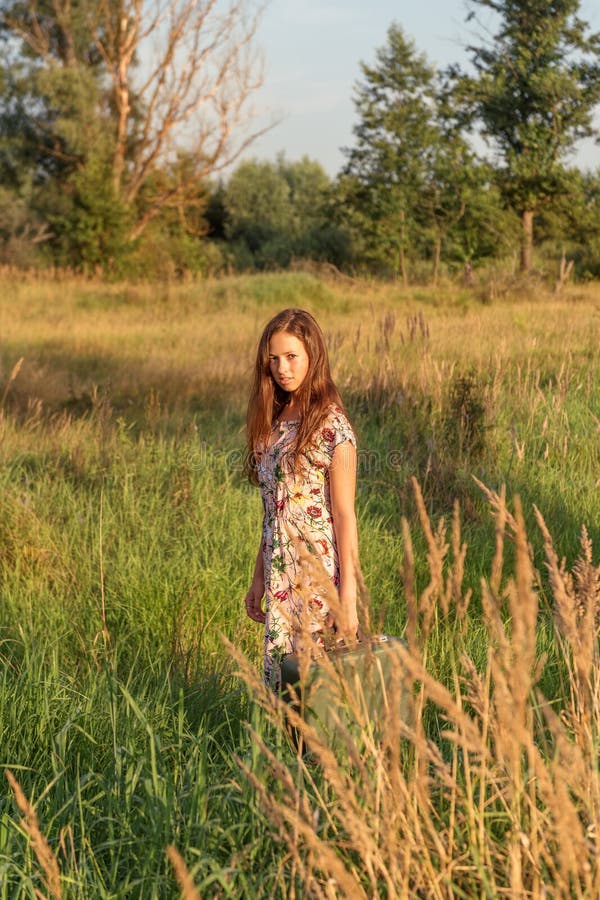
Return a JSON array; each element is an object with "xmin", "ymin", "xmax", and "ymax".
[{"xmin": 256, "ymin": 406, "xmax": 356, "ymax": 687}]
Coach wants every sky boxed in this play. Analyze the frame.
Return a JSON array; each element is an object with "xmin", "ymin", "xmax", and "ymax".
[{"xmin": 244, "ymin": 0, "xmax": 600, "ymax": 175}]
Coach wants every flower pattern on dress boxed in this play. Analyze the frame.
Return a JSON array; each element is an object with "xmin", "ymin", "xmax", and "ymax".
[{"xmin": 256, "ymin": 406, "xmax": 356, "ymax": 688}]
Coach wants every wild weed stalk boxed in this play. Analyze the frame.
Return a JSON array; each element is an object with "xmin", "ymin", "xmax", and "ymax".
[
  {"xmin": 5, "ymin": 770, "xmax": 62, "ymax": 899},
  {"xmin": 1, "ymin": 273, "xmax": 599, "ymax": 896},
  {"xmin": 231, "ymin": 481, "xmax": 600, "ymax": 898}
]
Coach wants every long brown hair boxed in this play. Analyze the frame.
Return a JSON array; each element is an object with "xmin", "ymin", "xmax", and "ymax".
[{"xmin": 245, "ymin": 308, "xmax": 347, "ymax": 484}]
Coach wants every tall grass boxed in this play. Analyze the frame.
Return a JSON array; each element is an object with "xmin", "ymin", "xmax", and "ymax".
[
  {"xmin": 1, "ymin": 272, "xmax": 599, "ymax": 895},
  {"xmin": 231, "ymin": 483, "xmax": 600, "ymax": 896}
]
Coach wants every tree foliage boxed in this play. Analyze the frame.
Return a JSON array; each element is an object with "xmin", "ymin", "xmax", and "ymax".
[
  {"xmin": 0, "ymin": 0, "xmax": 265, "ymax": 270},
  {"xmin": 450, "ymin": 0, "xmax": 600, "ymax": 270},
  {"xmin": 220, "ymin": 155, "xmax": 347, "ymax": 270},
  {"xmin": 338, "ymin": 24, "xmax": 510, "ymax": 282},
  {"xmin": 0, "ymin": 2, "xmax": 599, "ymax": 279},
  {"xmin": 340, "ymin": 25, "xmax": 437, "ymax": 281}
]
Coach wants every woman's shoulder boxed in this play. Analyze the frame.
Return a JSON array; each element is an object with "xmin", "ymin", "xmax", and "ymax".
[
  {"xmin": 316, "ymin": 404, "xmax": 356, "ymax": 455},
  {"xmin": 323, "ymin": 403, "xmax": 354, "ymax": 428}
]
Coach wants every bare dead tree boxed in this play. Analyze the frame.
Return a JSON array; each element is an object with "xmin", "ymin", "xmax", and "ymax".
[
  {"xmin": 95, "ymin": 0, "xmax": 266, "ymax": 239},
  {"xmin": 2, "ymin": 0, "xmax": 267, "ymax": 241}
]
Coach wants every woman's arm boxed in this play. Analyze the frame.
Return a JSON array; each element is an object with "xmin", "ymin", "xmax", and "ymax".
[
  {"xmin": 245, "ymin": 537, "xmax": 266, "ymax": 624},
  {"xmin": 329, "ymin": 440, "xmax": 359, "ymax": 638}
]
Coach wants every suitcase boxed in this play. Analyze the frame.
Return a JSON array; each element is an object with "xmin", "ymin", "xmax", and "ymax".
[{"xmin": 280, "ymin": 635, "xmax": 413, "ymax": 750}]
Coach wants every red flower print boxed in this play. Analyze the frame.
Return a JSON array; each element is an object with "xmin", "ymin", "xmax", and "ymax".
[
  {"xmin": 310, "ymin": 487, "xmax": 321, "ymax": 496},
  {"xmin": 276, "ymin": 498, "xmax": 286, "ymax": 511},
  {"xmin": 321, "ymin": 427, "xmax": 335, "ymax": 443},
  {"xmin": 307, "ymin": 505, "xmax": 322, "ymax": 518},
  {"xmin": 316, "ymin": 539, "xmax": 329, "ymax": 555},
  {"xmin": 274, "ymin": 589, "xmax": 289, "ymax": 601}
]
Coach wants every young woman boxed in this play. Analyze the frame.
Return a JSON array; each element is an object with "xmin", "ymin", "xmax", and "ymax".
[{"xmin": 244, "ymin": 308, "xmax": 360, "ymax": 688}]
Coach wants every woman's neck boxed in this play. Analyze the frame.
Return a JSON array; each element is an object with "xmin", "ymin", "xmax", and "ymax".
[{"xmin": 278, "ymin": 396, "xmax": 300, "ymax": 420}]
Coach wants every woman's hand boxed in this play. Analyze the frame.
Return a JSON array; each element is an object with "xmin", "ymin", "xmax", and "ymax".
[
  {"xmin": 245, "ymin": 541, "xmax": 266, "ymax": 623},
  {"xmin": 244, "ymin": 579, "xmax": 266, "ymax": 623},
  {"xmin": 337, "ymin": 591, "xmax": 359, "ymax": 641}
]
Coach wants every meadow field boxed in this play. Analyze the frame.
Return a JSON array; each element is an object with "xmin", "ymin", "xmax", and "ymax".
[{"xmin": 0, "ymin": 271, "xmax": 599, "ymax": 897}]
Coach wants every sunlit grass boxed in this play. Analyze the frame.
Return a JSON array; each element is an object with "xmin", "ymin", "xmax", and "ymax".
[{"xmin": 1, "ymin": 271, "xmax": 599, "ymax": 895}]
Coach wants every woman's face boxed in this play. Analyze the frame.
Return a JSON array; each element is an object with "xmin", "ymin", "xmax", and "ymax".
[{"xmin": 268, "ymin": 330, "xmax": 310, "ymax": 394}]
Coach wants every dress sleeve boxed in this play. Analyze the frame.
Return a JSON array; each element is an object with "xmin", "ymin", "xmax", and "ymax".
[{"xmin": 318, "ymin": 407, "xmax": 357, "ymax": 461}]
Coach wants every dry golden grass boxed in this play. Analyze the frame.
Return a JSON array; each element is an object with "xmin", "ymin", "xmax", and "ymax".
[
  {"xmin": 5, "ymin": 770, "xmax": 62, "ymax": 899},
  {"xmin": 1, "ymin": 273, "xmax": 599, "ymax": 421},
  {"xmin": 229, "ymin": 481, "xmax": 600, "ymax": 898},
  {"xmin": 166, "ymin": 845, "xmax": 201, "ymax": 900},
  {"xmin": 1, "ymin": 272, "xmax": 599, "ymax": 897}
]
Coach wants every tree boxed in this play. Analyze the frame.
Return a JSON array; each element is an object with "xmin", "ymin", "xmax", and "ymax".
[
  {"xmin": 340, "ymin": 24, "xmax": 484, "ymax": 283},
  {"xmin": 341, "ymin": 25, "xmax": 436, "ymax": 282},
  {"xmin": 535, "ymin": 166, "xmax": 600, "ymax": 278},
  {"xmin": 417, "ymin": 118, "xmax": 489, "ymax": 284},
  {"xmin": 92, "ymin": 0, "xmax": 265, "ymax": 240},
  {"xmin": 0, "ymin": 184, "xmax": 51, "ymax": 264},
  {"xmin": 0, "ymin": 1, "xmax": 118, "ymax": 187},
  {"xmin": 0, "ymin": 0, "xmax": 265, "ymax": 257},
  {"xmin": 278, "ymin": 155, "xmax": 330, "ymax": 237},
  {"xmin": 222, "ymin": 155, "xmax": 338, "ymax": 270},
  {"xmin": 443, "ymin": 166, "xmax": 519, "ymax": 267},
  {"xmin": 224, "ymin": 158, "xmax": 292, "ymax": 265},
  {"xmin": 451, "ymin": 0, "xmax": 600, "ymax": 272},
  {"xmin": 0, "ymin": 14, "xmax": 116, "ymax": 267}
]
